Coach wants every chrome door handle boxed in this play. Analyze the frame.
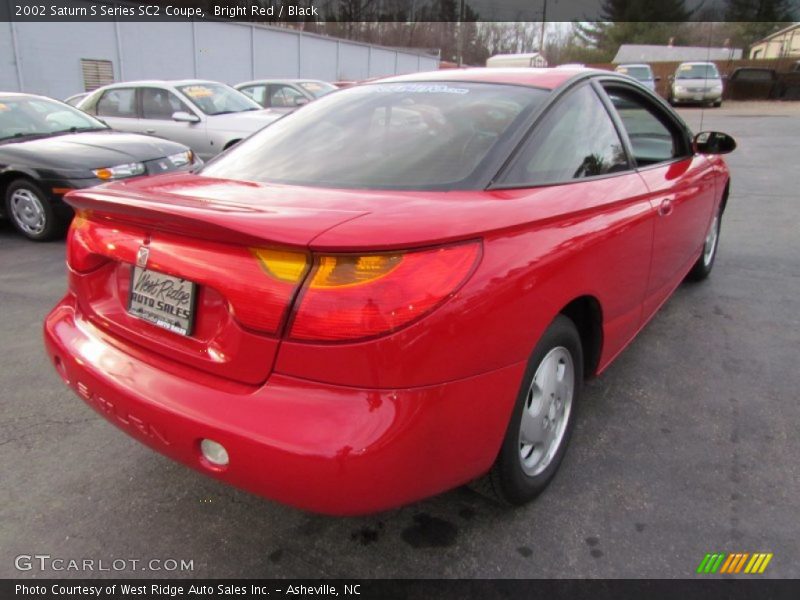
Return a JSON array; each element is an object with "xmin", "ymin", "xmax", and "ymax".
[
  {"xmin": 658, "ymin": 198, "xmax": 674, "ymax": 216},
  {"xmin": 144, "ymin": 128, "xmax": 156, "ymax": 134}
]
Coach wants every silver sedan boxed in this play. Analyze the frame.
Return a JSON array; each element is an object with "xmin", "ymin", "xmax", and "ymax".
[{"xmin": 78, "ymin": 80, "xmax": 282, "ymax": 160}]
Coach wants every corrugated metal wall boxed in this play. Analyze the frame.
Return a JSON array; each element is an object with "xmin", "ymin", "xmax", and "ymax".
[{"xmin": 0, "ymin": 16, "xmax": 439, "ymax": 100}]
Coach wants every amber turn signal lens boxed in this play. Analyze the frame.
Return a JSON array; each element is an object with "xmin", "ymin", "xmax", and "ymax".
[
  {"xmin": 310, "ymin": 254, "xmax": 402, "ymax": 288},
  {"xmin": 251, "ymin": 248, "xmax": 309, "ymax": 283}
]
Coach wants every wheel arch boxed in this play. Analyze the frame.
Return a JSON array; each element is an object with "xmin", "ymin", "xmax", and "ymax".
[
  {"xmin": 720, "ymin": 178, "xmax": 730, "ymax": 215},
  {"xmin": 559, "ymin": 295, "xmax": 603, "ymax": 379}
]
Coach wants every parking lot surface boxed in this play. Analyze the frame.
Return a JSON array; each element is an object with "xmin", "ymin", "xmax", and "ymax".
[{"xmin": 1, "ymin": 102, "xmax": 798, "ymax": 578}]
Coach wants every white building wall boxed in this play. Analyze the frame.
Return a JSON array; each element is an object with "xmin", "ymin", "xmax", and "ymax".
[{"xmin": 1, "ymin": 16, "xmax": 439, "ymax": 99}]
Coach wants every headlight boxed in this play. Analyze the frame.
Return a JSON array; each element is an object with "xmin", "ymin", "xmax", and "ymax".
[
  {"xmin": 674, "ymin": 85, "xmax": 686, "ymax": 93},
  {"xmin": 167, "ymin": 150, "xmax": 193, "ymax": 167},
  {"xmin": 93, "ymin": 162, "xmax": 145, "ymax": 180},
  {"xmin": 712, "ymin": 85, "xmax": 723, "ymax": 92}
]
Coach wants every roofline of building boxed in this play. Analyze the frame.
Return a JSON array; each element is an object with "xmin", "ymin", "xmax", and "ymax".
[{"xmin": 753, "ymin": 22, "xmax": 800, "ymax": 45}]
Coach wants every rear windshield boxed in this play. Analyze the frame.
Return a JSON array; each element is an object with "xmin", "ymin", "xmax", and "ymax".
[
  {"xmin": 201, "ymin": 82, "xmax": 548, "ymax": 189},
  {"xmin": 617, "ymin": 66, "xmax": 653, "ymax": 81},
  {"xmin": 733, "ymin": 69, "xmax": 774, "ymax": 81},
  {"xmin": 676, "ymin": 64, "xmax": 720, "ymax": 79}
]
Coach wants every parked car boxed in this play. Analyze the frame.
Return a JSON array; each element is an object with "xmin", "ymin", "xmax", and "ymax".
[
  {"xmin": 724, "ymin": 67, "xmax": 778, "ymax": 100},
  {"xmin": 614, "ymin": 63, "xmax": 658, "ymax": 91},
  {"xmin": 64, "ymin": 92, "xmax": 89, "ymax": 107},
  {"xmin": 668, "ymin": 62, "xmax": 724, "ymax": 107},
  {"xmin": 78, "ymin": 80, "xmax": 281, "ymax": 160},
  {"xmin": 235, "ymin": 79, "xmax": 337, "ymax": 112},
  {"xmin": 45, "ymin": 68, "xmax": 735, "ymax": 514},
  {"xmin": 0, "ymin": 92, "xmax": 199, "ymax": 240}
]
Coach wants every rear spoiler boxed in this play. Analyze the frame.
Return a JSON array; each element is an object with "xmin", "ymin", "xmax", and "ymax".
[{"xmin": 65, "ymin": 187, "xmax": 366, "ymax": 248}]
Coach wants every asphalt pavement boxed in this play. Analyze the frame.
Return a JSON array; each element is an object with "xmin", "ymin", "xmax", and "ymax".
[{"xmin": 1, "ymin": 101, "xmax": 798, "ymax": 579}]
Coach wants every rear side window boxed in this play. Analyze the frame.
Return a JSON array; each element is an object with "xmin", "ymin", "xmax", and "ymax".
[
  {"xmin": 604, "ymin": 86, "xmax": 688, "ymax": 167},
  {"xmin": 500, "ymin": 85, "xmax": 629, "ymax": 186},
  {"xmin": 96, "ymin": 88, "xmax": 137, "ymax": 118}
]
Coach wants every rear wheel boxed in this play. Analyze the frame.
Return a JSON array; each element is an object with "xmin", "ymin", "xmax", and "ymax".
[
  {"xmin": 5, "ymin": 179, "xmax": 67, "ymax": 241},
  {"xmin": 687, "ymin": 209, "xmax": 721, "ymax": 281},
  {"xmin": 475, "ymin": 315, "xmax": 583, "ymax": 505}
]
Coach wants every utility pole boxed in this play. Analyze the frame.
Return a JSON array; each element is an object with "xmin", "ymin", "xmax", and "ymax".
[
  {"xmin": 539, "ymin": 0, "xmax": 548, "ymax": 54},
  {"xmin": 457, "ymin": 0, "xmax": 465, "ymax": 67}
]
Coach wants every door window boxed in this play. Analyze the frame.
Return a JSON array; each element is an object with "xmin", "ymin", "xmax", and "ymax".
[
  {"xmin": 268, "ymin": 85, "xmax": 306, "ymax": 108},
  {"xmin": 604, "ymin": 86, "xmax": 689, "ymax": 167},
  {"xmin": 239, "ymin": 85, "xmax": 267, "ymax": 107},
  {"xmin": 142, "ymin": 88, "xmax": 190, "ymax": 119}
]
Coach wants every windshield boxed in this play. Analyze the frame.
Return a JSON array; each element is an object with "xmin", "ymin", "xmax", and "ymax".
[
  {"xmin": 0, "ymin": 96, "xmax": 106, "ymax": 142},
  {"xmin": 298, "ymin": 81, "xmax": 337, "ymax": 98},
  {"xmin": 177, "ymin": 83, "xmax": 261, "ymax": 115},
  {"xmin": 202, "ymin": 82, "xmax": 548, "ymax": 189},
  {"xmin": 617, "ymin": 66, "xmax": 653, "ymax": 81},
  {"xmin": 676, "ymin": 64, "xmax": 720, "ymax": 79}
]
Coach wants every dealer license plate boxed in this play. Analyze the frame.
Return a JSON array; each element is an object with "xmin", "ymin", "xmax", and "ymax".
[{"xmin": 128, "ymin": 266, "xmax": 196, "ymax": 336}]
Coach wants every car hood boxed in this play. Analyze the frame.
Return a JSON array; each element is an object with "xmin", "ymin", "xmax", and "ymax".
[
  {"xmin": 206, "ymin": 109, "xmax": 282, "ymax": 133},
  {"xmin": 65, "ymin": 172, "xmax": 644, "ymax": 250},
  {"xmin": 0, "ymin": 130, "xmax": 188, "ymax": 172}
]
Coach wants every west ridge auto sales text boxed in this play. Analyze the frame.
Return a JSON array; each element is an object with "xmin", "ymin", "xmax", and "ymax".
[{"xmin": 17, "ymin": 584, "xmax": 360, "ymax": 596}]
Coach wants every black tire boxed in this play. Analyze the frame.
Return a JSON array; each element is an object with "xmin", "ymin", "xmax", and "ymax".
[
  {"xmin": 713, "ymin": 100, "xmax": 722, "ymax": 108},
  {"xmin": 474, "ymin": 315, "xmax": 583, "ymax": 505},
  {"xmin": 687, "ymin": 208, "xmax": 722, "ymax": 282},
  {"xmin": 4, "ymin": 178, "xmax": 67, "ymax": 241}
]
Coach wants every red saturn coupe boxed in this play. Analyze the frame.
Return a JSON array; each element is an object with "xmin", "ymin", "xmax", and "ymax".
[{"xmin": 44, "ymin": 68, "xmax": 735, "ymax": 515}]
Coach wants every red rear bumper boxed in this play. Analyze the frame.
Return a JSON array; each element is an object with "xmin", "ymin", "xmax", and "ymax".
[{"xmin": 44, "ymin": 294, "xmax": 524, "ymax": 515}]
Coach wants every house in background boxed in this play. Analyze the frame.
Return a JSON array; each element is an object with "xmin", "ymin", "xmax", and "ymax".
[
  {"xmin": 486, "ymin": 52, "xmax": 548, "ymax": 68},
  {"xmin": 749, "ymin": 23, "xmax": 800, "ymax": 59},
  {"xmin": 613, "ymin": 44, "xmax": 742, "ymax": 64}
]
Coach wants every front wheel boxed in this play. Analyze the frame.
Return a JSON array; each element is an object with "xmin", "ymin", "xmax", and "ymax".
[
  {"xmin": 687, "ymin": 210, "xmax": 721, "ymax": 281},
  {"xmin": 475, "ymin": 315, "xmax": 583, "ymax": 505},
  {"xmin": 5, "ymin": 179, "xmax": 67, "ymax": 241}
]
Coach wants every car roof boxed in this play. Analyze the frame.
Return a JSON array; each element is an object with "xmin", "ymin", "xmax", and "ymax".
[
  {"xmin": 97, "ymin": 79, "xmax": 225, "ymax": 89},
  {"xmin": 373, "ymin": 67, "xmax": 595, "ymax": 90}
]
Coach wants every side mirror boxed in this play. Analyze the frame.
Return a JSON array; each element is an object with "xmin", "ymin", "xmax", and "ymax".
[
  {"xmin": 294, "ymin": 97, "xmax": 310, "ymax": 106},
  {"xmin": 694, "ymin": 131, "xmax": 736, "ymax": 155},
  {"xmin": 172, "ymin": 111, "xmax": 200, "ymax": 123}
]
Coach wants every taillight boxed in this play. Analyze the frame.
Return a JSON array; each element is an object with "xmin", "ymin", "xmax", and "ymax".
[
  {"xmin": 289, "ymin": 241, "xmax": 481, "ymax": 342},
  {"xmin": 66, "ymin": 210, "xmax": 112, "ymax": 273}
]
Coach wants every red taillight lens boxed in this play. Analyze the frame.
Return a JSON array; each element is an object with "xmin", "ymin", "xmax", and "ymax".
[
  {"xmin": 289, "ymin": 241, "xmax": 481, "ymax": 342},
  {"xmin": 66, "ymin": 210, "xmax": 112, "ymax": 273}
]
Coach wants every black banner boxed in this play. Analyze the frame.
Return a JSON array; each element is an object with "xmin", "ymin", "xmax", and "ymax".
[
  {"xmin": 4, "ymin": 579, "xmax": 800, "ymax": 600},
  {"xmin": 3, "ymin": 0, "xmax": 799, "ymax": 22}
]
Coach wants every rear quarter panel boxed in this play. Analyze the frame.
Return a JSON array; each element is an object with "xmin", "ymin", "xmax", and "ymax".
[{"xmin": 276, "ymin": 173, "xmax": 656, "ymax": 389}]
